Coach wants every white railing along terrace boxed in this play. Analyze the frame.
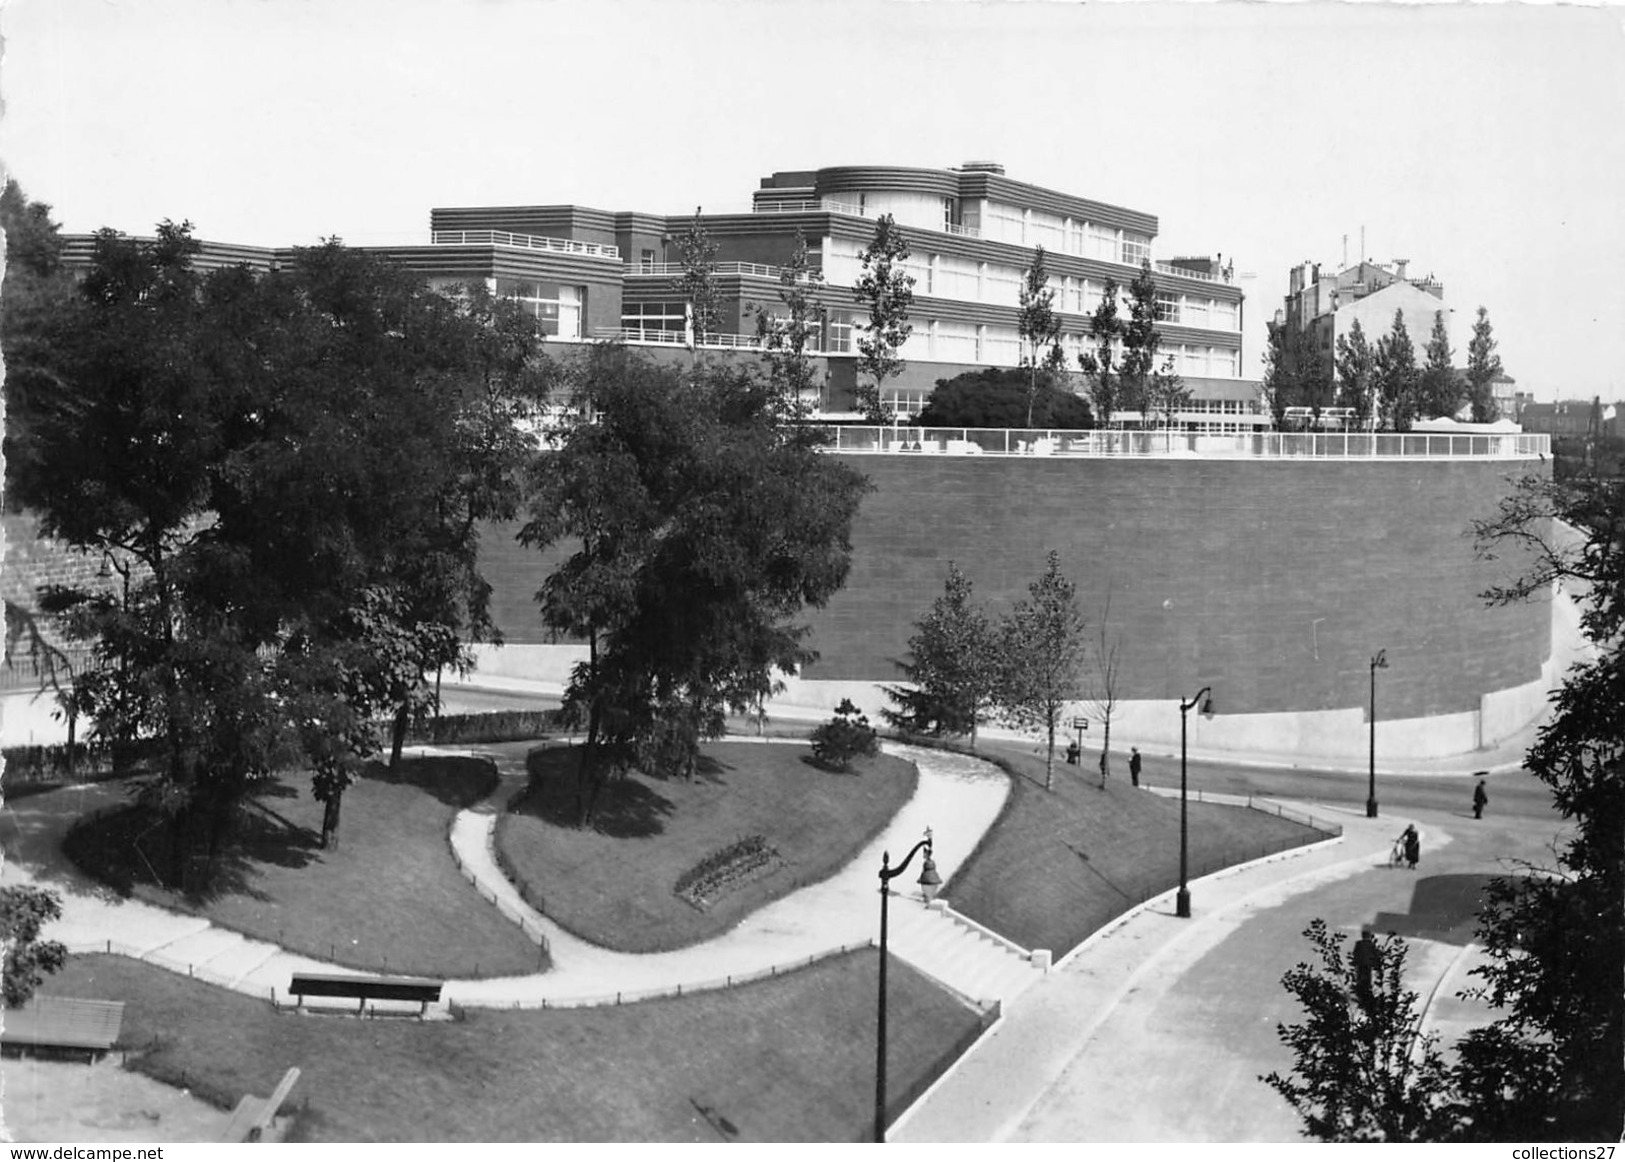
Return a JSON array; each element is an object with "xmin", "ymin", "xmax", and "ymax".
[
  {"xmin": 431, "ymin": 230, "xmax": 621, "ymax": 259},
  {"xmin": 823, "ymin": 427, "xmax": 1552, "ymax": 460},
  {"xmin": 592, "ymin": 326, "xmax": 825, "ymax": 352},
  {"xmin": 624, "ymin": 261, "xmax": 822, "ymax": 281}
]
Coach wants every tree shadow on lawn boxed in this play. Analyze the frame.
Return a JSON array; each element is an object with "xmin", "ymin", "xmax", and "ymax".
[
  {"xmin": 63, "ymin": 781, "xmax": 324, "ymax": 906},
  {"xmin": 359, "ymin": 754, "xmax": 498, "ymax": 809},
  {"xmin": 520, "ymin": 745, "xmax": 677, "ymax": 839}
]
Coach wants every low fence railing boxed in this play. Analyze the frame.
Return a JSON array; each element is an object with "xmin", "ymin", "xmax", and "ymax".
[
  {"xmin": 430, "ymin": 230, "xmax": 620, "ymax": 259},
  {"xmin": 823, "ymin": 426, "xmax": 1550, "ymax": 460}
]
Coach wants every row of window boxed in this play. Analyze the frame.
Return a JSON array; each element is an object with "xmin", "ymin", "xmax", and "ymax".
[
  {"xmin": 616, "ymin": 303, "xmax": 1242, "ymax": 377},
  {"xmin": 823, "ymin": 241, "xmax": 1240, "ymax": 331}
]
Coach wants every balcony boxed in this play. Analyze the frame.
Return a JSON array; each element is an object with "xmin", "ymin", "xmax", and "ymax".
[
  {"xmin": 430, "ymin": 230, "xmax": 621, "ymax": 260},
  {"xmin": 625, "ymin": 261, "xmax": 821, "ymax": 281}
]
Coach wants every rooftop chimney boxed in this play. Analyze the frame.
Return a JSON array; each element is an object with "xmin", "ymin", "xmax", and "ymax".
[
  {"xmin": 957, "ymin": 160, "xmax": 1005, "ymax": 175},
  {"xmin": 1394, "ymin": 258, "xmax": 1410, "ymax": 280}
]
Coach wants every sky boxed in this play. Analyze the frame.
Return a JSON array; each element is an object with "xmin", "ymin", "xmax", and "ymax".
[{"xmin": 2, "ymin": 0, "xmax": 1622, "ymax": 400}]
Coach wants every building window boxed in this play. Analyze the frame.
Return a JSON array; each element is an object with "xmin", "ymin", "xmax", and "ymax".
[
  {"xmin": 942, "ymin": 196, "xmax": 955, "ymax": 231},
  {"xmin": 986, "ymin": 202, "xmax": 1025, "ymax": 245},
  {"xmin": 1183, "ymin": 296, "xmax": 1209, "ymax": 328},
  {"xmin": 1087, "ymin": 223, "xmax": 1117, "ymax": 262},
  {"xmin": 498, "ymin": 278, "xmax": 583, "ymax": 339},
  {"xmin": 1155, "ymin": 291, "xmax": 1181, "ymax": 324},
  {"xmin": 1212, "ymin": 298, "xmax": 1238, "ymax": 330},
  {"xmin": 621, "ymin": 301, "xmax": 687, "ymax": 343},
  {"xmin": 1122, "ymin": 233, "xmax": 1151, "ymax": 267},
  {"xmin": 639, "ymin": 249, "xmax": 656, "ymax": 271}
]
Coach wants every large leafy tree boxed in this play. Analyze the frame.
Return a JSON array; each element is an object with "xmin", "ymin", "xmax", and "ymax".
[
  {"xmin": 1419, "ymin": 310, "xmax": 1458, "ymax": 420},
  {"xmin": 11, "ymin": 227, "xmax": 543, "ymax": 871},
  {"xmin": 883, "ymin": 563, "xmax": 998, "ymax": 745},
  {"xmin": 1334, "ymin": 319, "xmax": 1378, "ymax": 430},
  {"xmin": 1375, "ymin": 310, "xmax": 1420, "ymax": 432},
  {"xmin": 0, "ymin": 886, "xmax": 68, "ymax": 1008},
  {"xmin": 852, "ymin": 213, "xmax": 914, "ymax": 425},
  {"xmin": 913, "ymin": 367, "xmax": 1092, "ymax": 429},
  {"xmin": 1079, "ymin": 276, "xmax": 1125, "ymax": 425},
  {"xmin": 1017, "ymin": 245, "xmax": 1063, "ymax": 425},
  {"xmin": 521, "ymin": 347, "xmax": 870, "ymax": 824},
  {"xmin": 752, "ymin": 228, "xmax": 824, "ymax": 420},
  {"xmin": 996, "ymin": 551, "xmax": 1088, "ymax": 791},
  {"xmin": 1462, "ymin": 471, "xmax": 1624, "ymax": 1140},
  {"xmin": 1465, "ymin": 307, "xmax": 1504, "ymax": 423},
  {"xmin": 1263, "ymin": 921, "xmax": 1456, "ymax": 1141}
]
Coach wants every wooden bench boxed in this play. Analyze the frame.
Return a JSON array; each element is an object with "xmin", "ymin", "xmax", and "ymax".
[
  {"xmin": 287, "ymin": 972, "xmax": 443, "ymax": 1017},
  {"xmin": 1, "ymin": 996, "xmax": 125, "ymax": 1062},
  {"xmin": 220, "ymin": 1066, "xmax": 300, "ymax": 1142}
]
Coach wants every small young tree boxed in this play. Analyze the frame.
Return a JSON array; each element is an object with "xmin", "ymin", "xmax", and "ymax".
[
  {"xmin": 1419, "ymin": 311, "xmax": 1458, "ymax": 420},
  {"xmin": 1335, "ymin": 319, "xmax": 1378, "ymax": 430},
  {"xmin": 1375, "ymin": 310, "xmax": 1420, "ymax": 432},
  {"xmin": 753, "ymin": 227, "xmax": 824, "ymax": 420},
  {"xmin": 1080, "ymin": 276, "xmax": 1125, "ymax": 426},
  {"xmin": 1465, "ymin": 307, "xmax": 1504, "ymax": 424},
  {"xmin": 1081, "ymin": 585, "xmax": 1125, "ymax": 787},
  {"xmin": 852, "ymin": 213, "xmax": 914, "ymax": 425},
  {"xmin": 1259, "ymin": 319, "xmax": 1298, "ymax": 429},
  {"xmin": 810, "ymin": 698, "xmax": 880, "ymax": 771},
  {"xmin": 1, "ymin": 885, "xmax": 68, "ymax": 1008},
  {"xmin": 1263, "ymin": 921, "xmax": 1456, "ymax": 1142},
  {"xmin": 672, "ymin": 206, "xmax": 721, "ymax": 362},
  {"xmin": 996, "ymin": 551, "xmax": 1088, "ymax": 791},
  {"xmin": 883, "ymin": 563, "xmax": 998, "ymax": 745},
  {"xmin": 1017, "ymin": 246, "xmax": 1063, "ymax": 426},
  {"xmin": 1144, "ymin": 356, "xmax": 1193, "ymax": 430},
  {"xmin": 1119, "ymin": 261, "xmax": 1162, "ymax": 421}
]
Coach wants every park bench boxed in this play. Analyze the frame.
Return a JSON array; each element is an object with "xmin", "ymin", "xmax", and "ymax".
[
  {"xmin": 220, "ymin": 1066, "xmax": 300, "ymax": 1142},
  {"xmin": 0, "ymin": 996, "xmax": 125, "ymax": 1062},
  {"xmin": 286, "ymin": 972, "xmax": 443, "ymax": 1018}
]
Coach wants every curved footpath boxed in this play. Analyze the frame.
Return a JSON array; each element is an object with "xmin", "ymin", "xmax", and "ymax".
[{"xmin": 5, "ymin": 736, "xmax": 1536, "ymax": 1142}]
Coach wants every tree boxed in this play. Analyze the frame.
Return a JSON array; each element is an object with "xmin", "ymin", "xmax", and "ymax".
[
  {"xmin": 671, "ymin": 206, "xmax": 721, "ymax": 360},
  {"xmin": 810, "ymin": 698, "xmax": 880, "ymax": 771},
  {"xmin": 1, "ymin": 181, "xmax": 74, "ymax": 511},
  {"xmin": 1375, "ymin": 310, "xmax": 1420, "ymax": 432},
  {"xmin": 1081, "ymin": 585, "xmax": 1125, "ymax": 787},
  {"xmin": 852, "ymin": 213, "xmax": 914, "ymax": 425},
  {"xmin": 883, "ymin": 563, "xmax": 998, "ymax": 745},
  {"xmin": 1259, "ymin": 319, "xmax": 1297, "ymax": 429},
  {"xmin": 1, "ymin": 886, "xmax": 68, "ymax": 1008},
  {"xmin": 1118, "ymin": 262, "xmax": 1161, "ymax": 421},
  {"xmin": 1465, "ymin": 307, "xmax": 1504, "ymax": 424},
  {"xmin": 752, "ymin": 228, "xmax": 824, "ymax": 420},
  {"xmin": 1079, "ymin": 276, "xmax": 1124, "ymax": 425},
  {"xmin": 1017, "ymin": 246, "xmax": 1063, "ymax": 426},
  {"xmin": 1463, "ymin": 471, "xmax": 1624, "ymax": 1140},
  {"xmin": 1144, "ymin": 356, "xmax": 1193, "ymax": 430},
  {"xmin": 1335, "ymin": 319, "xmax": 1378, "ymax": 430},
  {"xmin": 1263, "ymin": 921, "xmax": 1456, "ymax": 1141},
  {"xmin": 996, "ymin": 551, "xmax": 1088, "ymax": 791},
  {"xmin": 1419, "ymin": 311, "xmax": 1458, "ymax": 420},
  {"xmin": 521, "ymin": 347, "xmax": 871, "ymax": 824},
  {"xmin": 913, "ymin": 367, "xmax": 1092, "ymax": 429}
]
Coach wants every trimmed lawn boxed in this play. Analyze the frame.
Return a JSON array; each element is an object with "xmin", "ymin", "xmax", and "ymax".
[
  {"xmin": 44, "ymin": 952, "xmax": 986, "ymax": 1142},
  {"xmin": 52, "ymin": 758, "xmax": 542, "ymax": 979},
  {"xmin": 945, "ymin": 740, "xmax": 1332, "ymax": 956},
  {"xmin": 497, "ymin": 742, "xmax": 917, "ymax": 953}
]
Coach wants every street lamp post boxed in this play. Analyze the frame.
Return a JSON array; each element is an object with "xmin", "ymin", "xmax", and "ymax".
[
  {"xmin": 875, "ymin": 828, "xmax": 942, "ymax": 1143},
  {"xmin": 1177, "ymin": 686, "xmax": 1214, "ymax": 919},
  {"xmin": 1368, "ymin": 649, "xmax": 1388, "ymax": 818}
]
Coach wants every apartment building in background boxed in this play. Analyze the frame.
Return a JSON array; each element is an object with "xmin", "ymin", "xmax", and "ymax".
[{"xmin": 1278, "ymin": 257, "xmax": 1452, "ymax": 385}]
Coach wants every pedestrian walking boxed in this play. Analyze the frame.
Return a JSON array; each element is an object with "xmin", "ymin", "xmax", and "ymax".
[
  {"xmin": 1401, "ymin": 824, "xmax": 1420, "ymax": 870},
  {"xmin": 1472, "ymin": 778, "xmax": 1488, "ymax": 819},
  {"xmin": 1128, "ymin": 747, "xmax": 1142, "ymax": 787}
]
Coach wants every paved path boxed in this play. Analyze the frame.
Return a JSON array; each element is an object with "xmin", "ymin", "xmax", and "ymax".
[{"xmin": 4, "ymin": 741, "xmax": 1017, "ymax": 1011}]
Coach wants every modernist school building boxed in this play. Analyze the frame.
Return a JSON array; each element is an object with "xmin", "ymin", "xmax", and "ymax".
[{"xmin": 61, "ymin": 160, "xmax": 1258, "ymax": 425}]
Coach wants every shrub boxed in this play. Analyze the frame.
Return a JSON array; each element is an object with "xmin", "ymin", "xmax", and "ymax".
[
  {"xmin": 810, "ymin": 699, "xmax": 880, "ymax": 771},
  {"xmin": 406, "ymin": 709, "xmax": 561, "ymax": 746}
]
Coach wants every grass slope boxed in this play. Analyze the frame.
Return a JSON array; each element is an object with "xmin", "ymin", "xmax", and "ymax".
[
  {"xmin": 46, "ymin": 952, "xmax": 985, "ymax": 1142},
  {"xmin": 55, "ymin": 758, "xmax": 542, "ymax": 979},
  {"xmin": 496, "ymin": 741, "xmax": 917, "ymax": 953},
  {"xmin": 945, "ymin": 740, "xmax": 1331, "ymax": 955}
]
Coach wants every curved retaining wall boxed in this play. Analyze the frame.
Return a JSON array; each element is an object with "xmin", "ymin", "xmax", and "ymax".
[{"xmin": 475, "ymin": 452, "xmax": 1551, "ymax": 762}]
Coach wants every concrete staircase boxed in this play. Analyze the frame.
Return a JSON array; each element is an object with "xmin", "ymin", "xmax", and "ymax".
[{"xmin": 885, "ymin": 897, "xmax": 1047, "ymax": 1007}]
